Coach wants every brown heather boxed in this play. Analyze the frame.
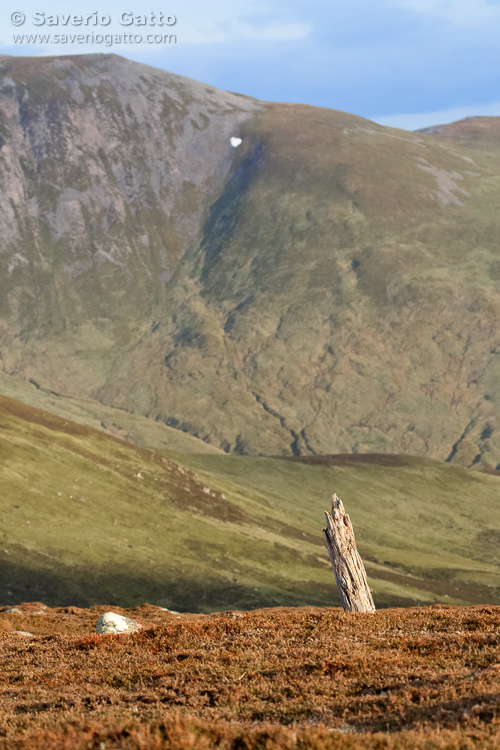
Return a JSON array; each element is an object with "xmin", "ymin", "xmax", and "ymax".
[{"xmin": 1, "ymin": 603, "xmax": 499, "ymax": 749}]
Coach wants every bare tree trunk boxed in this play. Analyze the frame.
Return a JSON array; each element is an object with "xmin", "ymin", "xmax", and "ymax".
[{"xmin": 323, "ymin": 494, "xmax": 375, "ymax": 613}]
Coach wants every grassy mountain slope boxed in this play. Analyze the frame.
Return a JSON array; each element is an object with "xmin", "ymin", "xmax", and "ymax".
[
  {"xmin": 2, "ymin": 54, "xmax": 500, "ymax": 466},
  {"xmin": 108, "ymin": 103, "xmax": 500, "ymax": 464},
  {"xmin": 1, "ymin": 394, "xmax": 500, "ymax": 610},
  {"xmin": 418, "ymin": 115, "xmax": 500, "ymax": 147},
  {"xmin": 0, "ymin": 370, "xmax": 223, "ymax": 454}
]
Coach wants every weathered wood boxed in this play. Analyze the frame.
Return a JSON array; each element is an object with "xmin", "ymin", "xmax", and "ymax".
[{"xmin": 323, "ymin": 494, "xmax": 375, "ymax": 613}]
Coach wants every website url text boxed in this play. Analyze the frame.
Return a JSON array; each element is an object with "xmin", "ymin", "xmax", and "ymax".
[{"xmin": 12, "ymin": 32, "xmax": 177, "ymax": 46}]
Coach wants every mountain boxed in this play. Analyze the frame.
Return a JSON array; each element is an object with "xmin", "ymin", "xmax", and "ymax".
[
  {"xmin": 2, "ymin": 54, "xmax": 500, "ymax": 466},
  {"xmin": 1, "ymin": 394, "xmax": 500, "ymax": 609},
  {"xmin": 418, "ymin": 115, "xmax": 500, "ymax": 146}
]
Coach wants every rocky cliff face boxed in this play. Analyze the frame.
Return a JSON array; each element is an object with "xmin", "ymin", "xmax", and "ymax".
[
  {"xmin": 0, "ymin": 53, "xmax": 260, "ymax": 387},
  {"xmin": 2, "ymin": 53, "xmax": 500, "ymax": 467}
]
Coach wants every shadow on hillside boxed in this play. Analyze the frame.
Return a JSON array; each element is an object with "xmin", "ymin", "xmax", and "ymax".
[
  {"xmin": 0, "ymin": 558, "xmax": 418, "ymax": 612},
  {"xmin": 276, "ymin": 453, "xmax": 423, "ymax": 468}
]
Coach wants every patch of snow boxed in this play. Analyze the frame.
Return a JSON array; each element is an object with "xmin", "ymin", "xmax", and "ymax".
[{"xmin": 230, "ymin": 137, "xmax": 242, "ymax": 148}]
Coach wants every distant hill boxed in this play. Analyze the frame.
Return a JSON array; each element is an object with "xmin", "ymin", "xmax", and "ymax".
[
  {"xmin": 1, "ymin": 394, "xmax": 500, "ymax": 609},
  {"xmin": 2, "ymin": 54, "xmax": 500, "ymax": 466},
  {"xmin": 418, "ymin": 115, "xmax": 500, "ymax": 146}
]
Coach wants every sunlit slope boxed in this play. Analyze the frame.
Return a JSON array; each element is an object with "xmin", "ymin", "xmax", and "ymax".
[
  {"xmin": 167, "ymin": 449, "xmax": 500, "ymax": 608},
  {"xmin": 1, "ymin": 395, "xmax": 500, "ymax": 610},
  {"xmin": 0, "ymin": 370, "xmax": 223, "ymax": 455}
]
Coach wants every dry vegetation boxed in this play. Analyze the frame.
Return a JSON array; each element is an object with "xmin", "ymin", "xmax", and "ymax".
[{"xmin": 1, "ymin": 603, "xmax": 499, "ymax": 749}]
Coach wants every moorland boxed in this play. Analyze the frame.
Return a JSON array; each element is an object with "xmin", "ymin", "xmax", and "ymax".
[{"xmin": 1, "ymin": 603, "xmax": 499, "ymax": 749}]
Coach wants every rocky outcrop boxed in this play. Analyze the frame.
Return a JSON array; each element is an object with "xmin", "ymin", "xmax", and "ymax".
[
  {"xmin": 0, "ymin": 53, "xmax": 261, "ymax": 393},
  {"xmin": 96, "ymin": 612, "xmax": 142, "ymax": 634}
]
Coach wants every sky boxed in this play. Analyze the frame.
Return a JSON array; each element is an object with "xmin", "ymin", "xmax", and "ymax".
[{"xmin": 2, "ymin": 0, "xmax": 500, "ymax": 130}]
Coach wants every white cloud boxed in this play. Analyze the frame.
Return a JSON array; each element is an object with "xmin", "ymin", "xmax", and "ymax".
[
  {"xmin": 372, "ymin": 101, "xmax": 500, "ymax": 131},
  {"xmin": 230, "ymin": 20, "xmax": 312, "ymax": 41},
  {"xmin": 388, "ymin": 0, "xmax": 500, "ymax": 27},
  {"xmin": 179, "ymin": 19, "xmax": 311, "ymax": 45}
]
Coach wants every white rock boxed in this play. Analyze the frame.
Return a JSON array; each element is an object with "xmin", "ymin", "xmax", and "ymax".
[
  {"xmin": 230, "ymin": 136, "xmax": 242, "ymax": 148},
  {"xmin": 12, "ymin": 631, "xmax": 34, "ymax": 636},
  {"xmin": 95, "ymin": 612, "xmax": 142, "ymax": 635}
]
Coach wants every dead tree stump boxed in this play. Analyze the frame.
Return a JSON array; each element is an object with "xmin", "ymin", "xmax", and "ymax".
[{"xmin": 323, "ymin": 494, "xmax": 375, "ymax": 613}]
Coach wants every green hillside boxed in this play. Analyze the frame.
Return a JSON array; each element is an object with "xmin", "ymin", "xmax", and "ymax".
[
  {"xmin": 2, "ymin": 55, "xmax": 500, "ymax": 466},
  {"xmin": 1, "ymin": 395, "xmax": 499, "ymax": 611},
  {"xmin": 0, "ymin": 370, "xmax": 223, "ymax": 455}
]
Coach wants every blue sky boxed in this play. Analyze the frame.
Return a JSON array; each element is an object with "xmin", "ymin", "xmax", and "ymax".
[{"xmin": 2, "ymin": 0, "xmax": 500, "ymax": 130}]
